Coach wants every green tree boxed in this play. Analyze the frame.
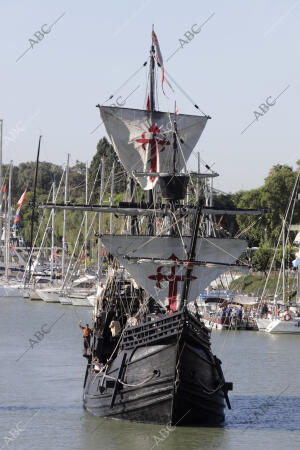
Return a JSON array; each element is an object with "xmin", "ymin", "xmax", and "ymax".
[
  {"xmin": 235, "ymin": 165, "xmax": 300, "ymax": 246},
  {"xmin": 251, "ymin": 245, "xmax": 273, "ymax": 275},
  {"xmin": 89, "ymin": 137, "xmax": 126, "ymax": 202},
  {"xmin": 68, "ymin": 161, "xmax": 86, "ymax": 202}
]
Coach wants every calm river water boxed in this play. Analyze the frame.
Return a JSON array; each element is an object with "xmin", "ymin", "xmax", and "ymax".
[{"xmin": 0, "ymin": 297, "xmax": 299, "ymax": 450}]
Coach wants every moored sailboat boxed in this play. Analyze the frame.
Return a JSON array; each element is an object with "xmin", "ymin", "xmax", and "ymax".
[{"xmin": 256, "ymin": 170, "xmax": 300, "ymax": 334}]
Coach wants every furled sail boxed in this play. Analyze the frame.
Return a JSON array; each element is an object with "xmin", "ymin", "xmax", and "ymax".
[
  {"xmin": 99, "ymin": 106, "xmax": 208, "ymax": 190},
  {"xmin": 101, "ymin": 235, "xmax": 247, "ymax": 311}
]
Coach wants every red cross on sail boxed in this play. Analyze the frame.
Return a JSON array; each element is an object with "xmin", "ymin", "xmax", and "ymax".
[
  {"xmin": 148, "ymin": 253, "xmax": 197, "ymax": 312},
  {"xmin": 99, "ymin": 106, "xmax": 208, "ymax": 191},
  {"xmin": 135, "ymin": 124, "xmax": 170, "ymax": 182}
]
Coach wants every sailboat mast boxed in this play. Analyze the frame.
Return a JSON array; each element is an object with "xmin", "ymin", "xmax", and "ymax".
[
  {"xmin": 149, "ymin": 33, "xmax": 156, "ymax": 111},
  {"xmin": 297, "ymin": 263, "xmax": 300, "ymax": 305},
  {"xmin": 85, "ymin": 161, "xmax": 88, "ymax": 270},
  {"xmin": 29, "ymin": 136, "xmax": 42, "ymax": 277},
  {"xmin": 5, "ymin": 161, "xmax": 12, "ymax": 281},
  {"xmin": 98, "ymin": 158, "xmax": 105, "ymax": 268},
  {"xmin": 179, "ymin": 198, "xmax": 204, "ymax": 310},
  {"xmin": 282, "ymin": 217, "xmax": 285, "ymax": 303},
  {"xmin": 172, "ymin": 117, "xmax": 178, "ymax": 173},
  {"xmin": 196, "ymin": 152, "xmax": 200, "ymax": 198},
  {"xmin": 147, "ymin": 31, "xmax": 156, "ymax": 235},
  {"xmin": 62, "ymin": 153, "xmax": 70, "ymax": 278},
  {"xmin": 0, "ymin": 120, "xmax": 3, "ymax": 243},
  {"xmin": 50, "ymin": 181, "xmax": 55, "ymax": 281},
  {"xmin": 110, "ymin": 163, "xmax": 115, "ymax": 234}
]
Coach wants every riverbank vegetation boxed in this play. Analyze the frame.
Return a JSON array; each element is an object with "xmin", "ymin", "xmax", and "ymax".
[{"xmin": 3, "ymin": 137, "xmax": 300, "ymax": 270}]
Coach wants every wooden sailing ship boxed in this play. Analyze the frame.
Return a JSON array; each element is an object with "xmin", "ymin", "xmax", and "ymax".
[
  {"xmin": 41, "ymin": 29, "xmax": 267, "ymax": 425},
  {"xmin": 80, "ymin": 30, "xmax": 257, "ymax": 426}
]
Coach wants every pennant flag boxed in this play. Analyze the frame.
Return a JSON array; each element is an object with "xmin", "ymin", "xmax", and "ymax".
[
  {"xmin": 152, "ymin": 30, "xmax": 173, "ymax": 96},
  {"xmin": 17, "ymin": 189, "xmax": 27, "ymax": 207},
  {"xmin": 217, "ymin": 216, "xmax": 223, "ymax": 229}
]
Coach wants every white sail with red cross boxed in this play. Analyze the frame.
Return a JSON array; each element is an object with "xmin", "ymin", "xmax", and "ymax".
[
  {"xmin": 99, "ymin": 106, "xmax": 208, "ymax": 190},
  {"xmin": 101, "ymin": 235, "xmax": 247, "ymax": 311}
]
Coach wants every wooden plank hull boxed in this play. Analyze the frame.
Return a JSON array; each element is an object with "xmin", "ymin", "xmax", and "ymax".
[{"xmin": 83, "ymin": 314, "xmax": 226, "ymax": 425}]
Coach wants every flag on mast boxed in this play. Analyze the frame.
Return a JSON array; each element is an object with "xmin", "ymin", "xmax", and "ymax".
[
  {"xmin": 152, "ymin": 30, "xmax": 172, "ymax": 95},
  {"xmin": 17, "ymin": 189, "xmax": 27, "ymax": 207}
]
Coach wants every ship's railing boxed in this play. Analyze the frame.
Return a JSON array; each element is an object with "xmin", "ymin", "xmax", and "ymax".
[
  {"xmin": 121, "ymin": 312, "xmax": 184, "ymax": 349},
  {"xmin": 183, "ymin": 310, "xmax": 211, "ymax": 348},
  {"xmin": 185, "ymin": 311, "xmax": 210, "ymax": 336}
]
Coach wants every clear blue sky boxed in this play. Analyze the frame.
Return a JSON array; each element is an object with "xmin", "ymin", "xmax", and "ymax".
[{"xmin": 0, "ymin": 0, "xmax": 299, "ymax": 193}]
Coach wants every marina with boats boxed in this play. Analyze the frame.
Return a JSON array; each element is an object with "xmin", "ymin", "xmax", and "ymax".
[{"xmin": 0, "ymin": 13, "xmax": 300, "ymax": 449}]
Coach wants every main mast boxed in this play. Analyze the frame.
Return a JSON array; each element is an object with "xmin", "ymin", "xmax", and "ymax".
[
  {"xmin": 28, "ymin": 136, "xmax": 42, "ymax": 279},
  {"xmin": 147, "ymin": 31, "xmax": 156, "ymax": 235}
]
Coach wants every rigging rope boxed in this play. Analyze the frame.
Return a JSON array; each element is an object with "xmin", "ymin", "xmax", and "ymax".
[
  {"xmin": 98, "ymin": 370, "xmax": 159, "ymax": 388},
  {"xmin": 234, "ymin": 215, "xmax": 263, "ymax": 238},
  {"xmin": 23, "ymin": 168, "xmax": 66, "ymax": 284},
  {"xmin": 259, "ymin": 167, "xmax": 300, "ymax": 304},
  {"xmin": 164, "ymin": 69, "xmax": 209, "ymax": 117},
  {"xmin": 91, "ymin": 62, "xmax": 147, "ymax": 135},
  {"xmin": 62, "ymin": 168, "xmax": 113, "ymax": 291}
]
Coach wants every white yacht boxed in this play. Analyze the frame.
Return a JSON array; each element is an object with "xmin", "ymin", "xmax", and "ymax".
[{"xmin": 265, "ymin": 315, "xmax": 300, "ymax": 333}]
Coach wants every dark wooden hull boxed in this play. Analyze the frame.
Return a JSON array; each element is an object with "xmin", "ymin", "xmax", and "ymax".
[{"xmin": 83, "ymin": 311, "xmax": 228, "ymax": 425}]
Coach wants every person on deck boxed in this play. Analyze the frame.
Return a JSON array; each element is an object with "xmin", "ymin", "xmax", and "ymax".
[
  {"xmin": 237, "ymin": 307, "xmax": 243, "ymax": 325},
  {"xmin": 126, "ymin": 314, "xmax": 138, "ymax": 327},
  {"xmin": 79, "ymin": 321, "xmax": 92, "ymax": 351},
  {"xmin": 150, "ymin": 306, "xmax": 161, "ymax": 321},
  {"xmin": 165, "ymin": 305, "xmax": 173, "ymax": 315},
  {"xmin": 109, "ymin": 316, "xmax": 121, "ymax": 337}
]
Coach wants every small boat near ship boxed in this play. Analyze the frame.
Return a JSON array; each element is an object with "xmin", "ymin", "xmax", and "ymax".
[
  {"xmin": 255, "ymin": 172, "xmax": 300, "ymax": 334},
  {"xmin": 199, "ymin": 294, "xmax": 258, "ymax": 331}
]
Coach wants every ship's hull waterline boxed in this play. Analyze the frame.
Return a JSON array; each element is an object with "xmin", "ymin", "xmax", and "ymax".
[{"xmin": 83, "ymin": 312, "xmax": 228, "ymax": 426}]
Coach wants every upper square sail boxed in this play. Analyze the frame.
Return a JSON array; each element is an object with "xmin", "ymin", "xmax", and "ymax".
[{"xmin": 99, "ymin": 106, "xmax": 208, "ymax": 190}]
